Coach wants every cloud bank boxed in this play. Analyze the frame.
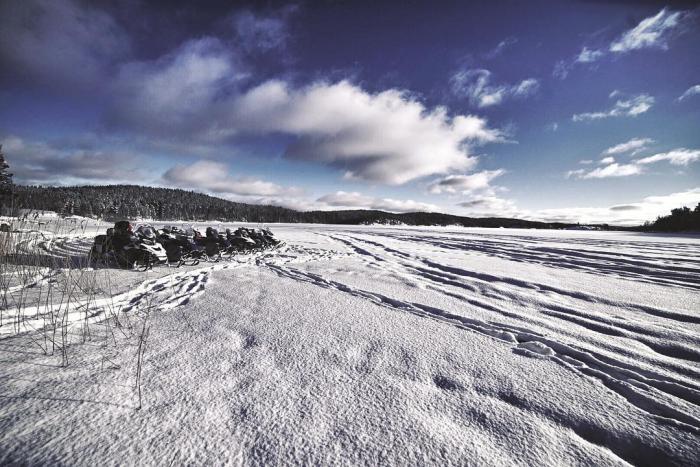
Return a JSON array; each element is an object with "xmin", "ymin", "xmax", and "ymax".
[
  {"xmin": 105, "ymin": 34, "xmax": 504, "ymax": 186},
  {"xmin": 226, "ymin": 80, "xmax": 502, "ymax": 184},
  {"xmin": 456, "ymin": 195, "xmax": 517, "ymax": 216},
  {"xmin": 427, "ymin": 170, "xmax": 505, "ymax": 195},
  {"xmin": 316, "ymin": 191, "xmax": 439, "ymax": 213},
  {"xmin": 1, "ymin": 135, "xmax": 144, "ymax": 184},
  {"xmin": 566, "ymin": 148, "xmax": 700, "ymax": 179},
  {"xmin": 532, "ymin": 188, "xmax": 700, "ymax": 225},
  {"xmin": 162, "ymin": 160, "xmax": 301, "ymax": 197},
  {"xmin": 3, "ymin": 1, "xmax": 505, "ymax": 189}
]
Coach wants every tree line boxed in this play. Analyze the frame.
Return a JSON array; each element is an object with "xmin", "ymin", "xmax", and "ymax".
[
  {"xmin": 644, "ymin": 204, "xmax": 700, "ymax": 232},
  {"xmin": 7, "ymin": 184, "xmax": 575, "ymax": 229}
]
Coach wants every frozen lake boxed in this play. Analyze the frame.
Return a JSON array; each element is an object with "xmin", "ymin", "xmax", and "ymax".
[{"xmin": 1, "ymin": 222, "xmax": 699, "ymax": 465}]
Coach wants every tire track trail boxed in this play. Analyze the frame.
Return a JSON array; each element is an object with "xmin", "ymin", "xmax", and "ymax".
[{"xmin": 263, "ymin": 230, "xmax": 700, "ymax": 435}]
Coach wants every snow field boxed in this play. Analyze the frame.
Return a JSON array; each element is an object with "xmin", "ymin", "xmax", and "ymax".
[{"xmin": 0, "ymin": 222, "xmax": 698, "ymax": 465}]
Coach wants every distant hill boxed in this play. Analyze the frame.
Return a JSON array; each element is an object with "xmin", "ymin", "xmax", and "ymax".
[{"xmin": 10, "ymin": 184, "xmax": 583, "ymax": 229}]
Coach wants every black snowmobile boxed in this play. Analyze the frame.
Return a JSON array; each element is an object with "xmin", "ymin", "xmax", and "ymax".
[
  {"xmin": 201, "ymin": 227, "xmax": 231, "ymax": 262},
  {"xmin": 90, "ymin": 221, "xmax": 167, "ymax": 270},
  {"xmin": 157, "ymin": 226, "xmax": 203, "ymax": 267},
  {"xmin": 224, "ymin": 227, "xmax": 282, "ymax": 253}
]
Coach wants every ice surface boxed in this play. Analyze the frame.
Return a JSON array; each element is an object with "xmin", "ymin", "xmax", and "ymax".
[{"xmin": 0, "ymin": 223, "xmax": 698, "ymax": 465}]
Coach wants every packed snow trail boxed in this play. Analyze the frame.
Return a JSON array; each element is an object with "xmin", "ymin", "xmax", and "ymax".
[{"xmin": 1, "ymin": 223, "xmax": 699, "ymax": 465}]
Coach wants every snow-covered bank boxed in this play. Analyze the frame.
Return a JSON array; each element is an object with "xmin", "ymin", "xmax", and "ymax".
[{"xmin": 1, "ymin": 224, "xmax": 698, "ymax": 465}]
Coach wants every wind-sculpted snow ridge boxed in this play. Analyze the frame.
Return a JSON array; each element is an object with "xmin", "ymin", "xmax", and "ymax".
[{"xmin": 1, "ymin": 223, "xmax": 698, "ymax": 465}]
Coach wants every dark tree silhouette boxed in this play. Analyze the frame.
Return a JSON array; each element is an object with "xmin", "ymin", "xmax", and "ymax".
[
  {"xmin": 9, "ymin": 184, "xmax": 578, "ymax": 229},
  {"xmin": 0, "ymin": 145, "xmax": 14, "ymax": 213},
  {"xmin": 647, "ymin": 203, "xmax": 700, "ymax": 232}
]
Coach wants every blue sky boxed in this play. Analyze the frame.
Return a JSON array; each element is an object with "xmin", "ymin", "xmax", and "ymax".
[{"xmin": 1, "ymin": 0, "xmax": 699, "ymax": 225}]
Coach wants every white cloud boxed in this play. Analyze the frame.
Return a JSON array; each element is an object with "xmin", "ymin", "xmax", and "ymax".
[
  {"xmin": 678, "ymin": 84, "xmax": 700, "ymax": 102},
  {"xmin": 162, "ymin": 160, "xmax": 301, "ymax": 197},
  {"xmin": 575, "ymin": 47, "xmax": 604, "ymax": 63},
  {"xmin": 456, "ymin": 195, "xmax": 518, "ymax": 217},
  {"xmin": 451, "ymin": 188, "xmax": 700, "ymax": 226},
  {"xmin": 610, "ymin": 8, "xmax": 686, "ymax": 53},
  {"xmin": 566, "ymin": 147, "xmax": 699, "ymax": 180},
  {"xmin": 316, "ymin": 191, "xmax": 439, "ymax": 213},
  {"xmin": 554, "ymin": 8, "xmax": 690, "ymax": 81},
  {"xmin": 108, "ymin": 33, "xmax": 503, "ymax": 187},
  {"xmin": 227, "ymin": 80, "xmax": 502, "ymax": 184},
  {"xmin": 636, "ymin": 149, "xmax": 700, "ymax": 166},
  {"xmin": 1, "ymin": 135, "xmax": 147, "ymax": 184},
  {"xmin": 513, "ymin": 79, "xmax": 539, "ymax": 97},
  {"xmin": 602, "ymin": 137, "xmax": 654, "ymax": 155},
  {"xmin": 571, "ymin": 163, "xmax": 644, "ymax": 179},
  {"xmin": 530, "ymin": 188, "xmax": 700, "ymax": 225},
  {"xmin": 373, "ymin": 198, "xmax": 440, "ymax": 213},
  {"xmin": 573, "ymin": 93, "xmax": 654, "ymax": 122},
  {"xmin": 450, "ymin": 69, "xmax": 539, "ymax": 108},
  {"xmin": 427, "ymin": 170, "xmax": 505, "ymax": 195},
  {"xmin": 565, "ymin": 169, "xmax": 586, "ymax": 179},
  {"xmin": 110, "ymin": 37, "xmax": 242, "ymax": 137}
]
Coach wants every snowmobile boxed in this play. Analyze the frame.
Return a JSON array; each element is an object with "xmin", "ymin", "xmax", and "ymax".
[
  {"xmin": 90, "ymin": 221, "xmax": 167, "ymax": 270},
  {"xmin": 132, "ymin": 224, "xmax": 168, "ymax": 268},
  {"xmin": 201, "ymin": 227, "xmax": 229, "ymax": 262},
  {"xmin": 157, "ymin": 226, "xmax": 203, "ymax": 267},
  {"xmin": 259, "ymin": 228, "xmax": 282, "ymax": 248},
  {"xmin": 225, "ymin": 227, "xmax": 258, "ymax": 253},
  {"xmin": 224, "ymin": 227, "xmax": 282, "ymax": 254}
]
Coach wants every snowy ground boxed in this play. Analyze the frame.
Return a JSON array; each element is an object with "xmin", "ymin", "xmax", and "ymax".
[{"xmin": 0, "ymin": 221, "xmax": 699, "ymax": 465}]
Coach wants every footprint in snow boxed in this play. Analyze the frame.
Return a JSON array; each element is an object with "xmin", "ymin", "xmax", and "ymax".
[{"xmin": 433, "ymin": 374, "xmax": 463, "ymax": 391}]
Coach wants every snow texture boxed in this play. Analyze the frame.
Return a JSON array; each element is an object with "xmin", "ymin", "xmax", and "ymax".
[{"xmin": 1, "ymin": 222, "xmax": 699, "ymax": 465}]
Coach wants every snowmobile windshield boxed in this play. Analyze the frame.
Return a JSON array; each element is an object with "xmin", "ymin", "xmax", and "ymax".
[{"xmin": 137, "ymin": 225, "xmax": 156, "ymax": 239}]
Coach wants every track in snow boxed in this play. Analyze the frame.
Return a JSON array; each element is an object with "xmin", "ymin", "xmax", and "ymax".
[{"xmin": 259, "ymin": 228, "xmax": 700, "ymax": 435}]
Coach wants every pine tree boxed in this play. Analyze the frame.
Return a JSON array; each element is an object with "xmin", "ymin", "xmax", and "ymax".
[
  {"xmin": 0, "ymin": 145, "xmax": 13, "ymax": 194},
  {"xmin": 0, "ymin": 145, "xmax": 14, "ymax": 214}
]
